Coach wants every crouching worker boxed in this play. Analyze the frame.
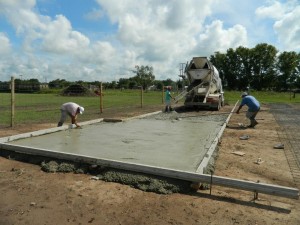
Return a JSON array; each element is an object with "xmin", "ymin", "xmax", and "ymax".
[
  {"xmin": 236, "ymin": 92, "xmax": 260, "ymax": 128},
  {"xmin": 57, "ymin": 102, "xmax": 84, "ymax": 128}
]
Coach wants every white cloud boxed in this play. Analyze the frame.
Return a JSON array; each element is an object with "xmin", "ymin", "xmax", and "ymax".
[
  {"xmin": 0, "ymin": 33, "xmax": 11, "ymax": 54},
  {"xmin": 41, "ymin": 15, "xmax": 90, "ymax": 54},
  {"xmin": 255, "ymin": 1, "xmax": 300, "ymax": 51},
  {"xmin": 75, "ymin": 41, "xmax": 117, "ymax": 71},
  {"xmin": 274, "ymin": 6, "xmax": 300, "ymax": 51},
  {"xmin": 196, "ymin": 20, "xmax": 248, "ymax": 55},
  {"xmin": 0, "ymin": 0, "xmax": 251, "ymax": 82},
  {"xmin": 2, "ymin": 0, "xmax": 291, "ymax": 82},
  {"xmin": 0, "ymin": 1, "xmax": 92, "ymax": 55},
  {"xmin": 95, "ymin": 0, "xmax": 228, "ymax": 77},
  {"xmin": 255, "ymin": 1, "xmax": 286, "ymax": 19},
  {"xmin": 0, "ymin": 0, "xmax": 35, "ymax": 11}
]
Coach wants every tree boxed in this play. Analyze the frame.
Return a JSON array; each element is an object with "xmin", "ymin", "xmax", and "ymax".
[
  {"xmin": 223, "ymin": 48, "xmax": 241, "ymax": 90},
  {"xmin": 153, "ymin": 80, "xmax": 163, "ymax": 90},
  {"xmin": 0, "ymin": 81, "xmax": 10, "ymax": 92},
  {"xmin": 276, "ymin": 51, "xmax": 300, "ymax": 91},
  {"xmin": 161, "ymin": 79, "xmax": 175, "ymax": 88},
  {"xmin": 250, "ymin": 43, "xmax": 278, "ymax": 90},
  {"xmin": 48, "ymin": 79, "xmax": 71, "ymax": 88},
  {"xmin": 14, "ymin": 78, "xmax": 40, "ymax": 93},
  {"xmin": 132, "ymin": 65, "xmax": 155, "ymax": 90},
  {"xmin": 128, "ymin": 80, "xmax": 138, "ymax": 89},
  {"xmin": 295, "ymin": 52, "xmax": 300, "ymax": 89},
  {"xmin": 110, "ymin": 81, "xmax": 118, "ymax": 89},
  {"xmin": 235, "ymin": 46, "xmax": 252, "ymax": 90},
  {"xmin": 210, "ymin": 52, "xmax": 227, "ymax": 88},
  {"xmin": 118, "ymin": 78, "xmax": 130, "ymax": 89}
]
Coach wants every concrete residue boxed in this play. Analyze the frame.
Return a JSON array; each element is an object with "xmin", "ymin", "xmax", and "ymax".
[
  {"xmin": 40, "ymin": 160, "xmax": 192, "ymax": 194},
  {"xmin": 41, "ymin": 161, "xmax": 78, "ymax": 173},
  {"xmin": 97, "ymin": 169, "xmax": 192, "ymax": 194}
]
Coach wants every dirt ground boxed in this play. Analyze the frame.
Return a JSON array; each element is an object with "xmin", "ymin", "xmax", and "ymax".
[{"xmin": 0, "ymin": 104, "xmax": 299, "ymax": 225}]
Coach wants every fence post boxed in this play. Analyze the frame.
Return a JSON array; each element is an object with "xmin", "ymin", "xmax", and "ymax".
[
  {"xmin": 99, "ymin": 82, "xmax": 103, "ymax": 113},
  {"xmin": 140, "ymin": 86, "xmax": 143, "ymax": 108},
  {"xmin": 162, "ymin": 86, "xmax": 165, "ymax": 104},
  {"xmin": 11, "ymin": 76, "xmax": 15, "ymax": 127}
]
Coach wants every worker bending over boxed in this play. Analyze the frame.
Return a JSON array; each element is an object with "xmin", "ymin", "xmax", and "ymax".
[
  {"xmin": 236, "ymin": 92, "xmax": 260, "ymax": 128},
  {"xmin": 58, "ymin": 102, "xmax": 84, "ymax": 128}
]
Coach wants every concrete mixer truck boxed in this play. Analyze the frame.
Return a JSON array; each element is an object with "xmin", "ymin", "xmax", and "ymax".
[{"xmin": 175, "ymin": 57, "xmax": 224, "ymax": 110}]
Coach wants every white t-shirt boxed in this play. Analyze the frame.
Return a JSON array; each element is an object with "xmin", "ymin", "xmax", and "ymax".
[{"xmin": 61, "ymin": 102, "xmax": 79, "ymax": 116}]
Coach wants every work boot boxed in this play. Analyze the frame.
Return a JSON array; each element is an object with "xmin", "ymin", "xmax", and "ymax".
[
  {"xmin": 248, "ymin": 120, "xmax": 258, "ymax": 128},
  {"xmin": 253, "ymin": 120, "xmax": 258, "ymax": 127},
  {"xmin": 57, "ymin": 122, "xmax": 63, "ymax": 127},
  {"xmin": 165, "ymin": 106, "xmax": 169, "ymax": 113}
]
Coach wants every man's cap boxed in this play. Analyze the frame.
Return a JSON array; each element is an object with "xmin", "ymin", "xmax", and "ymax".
[
  {"xmin": 79, "ymin": 106, "xmax": 84, "ymax": 114},
  {"xmin": 241, "ymin": 92, "xmax": 248, "ymax": 97}
]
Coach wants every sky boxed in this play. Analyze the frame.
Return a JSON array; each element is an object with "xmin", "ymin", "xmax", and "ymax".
[{"xmin": 0, "ymin": 0, "xmax": 299, "ymax": 83}]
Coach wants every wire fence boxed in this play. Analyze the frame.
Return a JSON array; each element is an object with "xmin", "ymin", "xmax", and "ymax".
[{"xmin": 0, "ymin": 77, "xmax": 169, "ymax": 128}]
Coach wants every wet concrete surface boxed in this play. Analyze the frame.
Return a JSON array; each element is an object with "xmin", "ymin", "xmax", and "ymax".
[
  {"xmin": 270, "ymin": 103, "xmax": 300, "ymax": 187},
  {"xmin": 8, "ymin": 112, "xmax": 228, "ymax": 173}
]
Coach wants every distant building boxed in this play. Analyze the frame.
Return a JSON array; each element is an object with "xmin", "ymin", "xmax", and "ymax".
[{"xmin": 40, "ymin": 83, "xmax": 49, "ymax": 89}]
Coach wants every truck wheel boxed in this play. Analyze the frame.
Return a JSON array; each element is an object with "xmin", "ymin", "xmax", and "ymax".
[{"xmin": 213, "ymin": 98, "xmax": 221, "ymax": 111}]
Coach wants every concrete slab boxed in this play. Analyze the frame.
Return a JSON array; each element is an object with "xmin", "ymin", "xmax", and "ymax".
[{"xmin": 3, "ymin": 112, "xmax": 227, "ymax": 173}]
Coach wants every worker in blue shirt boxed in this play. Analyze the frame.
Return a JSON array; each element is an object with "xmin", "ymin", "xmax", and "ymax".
[
  {"xmin": 165, "ymin": 87, "xmax": 175, "ymax": 113},
  {"xmin": 236, "ymin": 92, "xmax": 260, "ymax": 128}
]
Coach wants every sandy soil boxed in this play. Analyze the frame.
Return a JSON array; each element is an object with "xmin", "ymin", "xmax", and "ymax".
[{"xmin": 0, "ymin": 104, "xmax": 299, "ymax": 225}]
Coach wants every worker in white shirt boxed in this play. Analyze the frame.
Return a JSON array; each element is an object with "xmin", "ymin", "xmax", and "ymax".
[{"xmin": 57, "ymin": 102, "xmax": 84, "ymax": 128}]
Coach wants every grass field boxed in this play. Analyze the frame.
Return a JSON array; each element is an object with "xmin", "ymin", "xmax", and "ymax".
[
  {"xmin": 225, "ymin": 90, "xmax": 300, "ymax": 104},
  {"xmin": 0, "ymin": 90, "xmax": 164, "ymax": 126},
  {"xmin": 1, "ymin": 89, "xmax": 299, "ymax": 126}
]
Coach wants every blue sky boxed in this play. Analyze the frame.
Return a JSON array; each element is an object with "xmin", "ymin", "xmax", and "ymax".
[{"xmin": 0, "ymin": 0, "xmax": 299, "ymax": 82}]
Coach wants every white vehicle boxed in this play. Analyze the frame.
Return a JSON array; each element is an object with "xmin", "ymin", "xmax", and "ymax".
[{"xmin": 175, "ymin": 57, "xmax": 224, "ymax": 110}]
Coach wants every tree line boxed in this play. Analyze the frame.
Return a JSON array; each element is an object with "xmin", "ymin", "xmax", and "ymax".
[
  {"xmin": 210, "ymin": 43, "xmax": 300, "ymax": 91},
  {"xmin": 0, "ymin": 43, "xmax": 299, "ymax": 93}
]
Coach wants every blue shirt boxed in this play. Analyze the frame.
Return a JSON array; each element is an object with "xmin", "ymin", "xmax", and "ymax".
[
  {"xmin": 165, "ymin": 90, "xmax": 171, "ymax": 102},
  {"xmin": 240, "ymin": 95, "xmax": 260, "ymax": 112}
]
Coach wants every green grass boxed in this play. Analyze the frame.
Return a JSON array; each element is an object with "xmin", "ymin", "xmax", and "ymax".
[
  {"xmin": 1, "ymin": 89, "xmax": 299, "ymax": 126},
  {"xmin": 0, "ymin": 90, "xmax": 165, "ymax": 126},
  {"xmin": 224, "ymin": 90, "xmax": 300, "ymax": 105}
]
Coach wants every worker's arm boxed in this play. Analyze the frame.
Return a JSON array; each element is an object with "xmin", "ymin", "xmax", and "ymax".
[
  {"xmin": 169, "ymin": 93, "xmax": 175, "ymax": 100},
  {"xmin": 71, "ymin": 115, "xmax": 80, "ymax": 127},
  {"xmin": 236, "ymin": 105, "xmax": 243, "ymax": 114}
]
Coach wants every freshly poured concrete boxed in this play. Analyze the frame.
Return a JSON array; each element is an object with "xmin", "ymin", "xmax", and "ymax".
[{"xmin": 7, "ymin": 113, "xmax": 226, "ymax": 173}]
